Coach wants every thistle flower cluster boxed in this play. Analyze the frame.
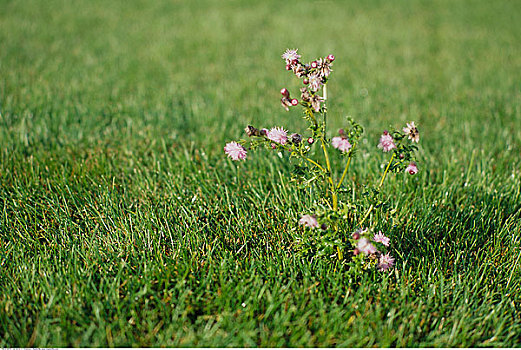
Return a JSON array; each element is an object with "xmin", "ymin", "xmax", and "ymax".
[
  {"xmin": 280, "ymin": 49, "xmax": 334, "ymax": 113},
  {"xmin": 224, "ymin": 49, "xmax": 421, "ymax": 274}
]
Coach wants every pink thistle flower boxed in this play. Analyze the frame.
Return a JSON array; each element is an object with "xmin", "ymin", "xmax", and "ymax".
[
  {"xmin": 299, "ymin": 214, "xmax": 319, "ymax": 228},
  {"xmin": 378, "ymin": 131, "xmax": 396, "ymax": 152},
  {"xmin": 378, "ymin": 253, "xmax": 395, "ymax": 271},
  {"xmin": 357, "ymin": 238, "xmax": 377, "ymax": 255},
  {"xmin": 282, "ymin": 49, "xmax": 301, "ymax": 64},
  {"xmin": 331, "ymin": 136, "xmax": 352, "ymax": 153},
  {"xmin": 224, "ymin": 141, "xmax": 247, "ymax": 161},
  {"xmin": 406, "ymin": 162, "xmax": 418, "ymax": 175},
  {"xmin": 373, "ymin": 231, "xmax": 390, "ymax": 247},
  {"xmin": 403, "ymin": 121, "xmax": 419, "ymax": 143},
  {"xmin": 267, "ymin": 127, "xmax": 288, "ymax": 145}
]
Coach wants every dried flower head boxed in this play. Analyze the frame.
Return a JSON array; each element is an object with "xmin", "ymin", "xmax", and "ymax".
[
  {"xmin": 403, "ymin": 121, "xmax": 419, "ymax": 142},
  {"xmin": 281, "ymin": 97, "xmax": 293, "ymax": 111},
  {"xmin": 224, "ymin": 142, "xmax": 247, "ymax": 161},
  {"xmin": 244, "ymin": 125, "xmax": 260, "ymax": 137},
  {"xmin": 292, "ymin": 64, "xmax": 308, "ymax": 78},
  {"xmin": 308, "ymin": 73, "xmax": 323, "ymax": 92},
  {"xmin": 378, "ymin": 131, "xmax": 396, "ymax": 152},
  {"xmin": 290, "ymin": 133, "xmax": 302, "ymax": 145},
  {"xmin": 316, "ymin": 58, "xmax": 332, "ymax": 78},
  {"xmin": 267, "ymin": 127, "xmax": 288, "ymax": 145},
  {"xmin": 299, "ymin": 214, "xmax": 319, "ymax": 228}
]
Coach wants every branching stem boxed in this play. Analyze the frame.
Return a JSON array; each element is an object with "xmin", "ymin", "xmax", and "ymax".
[{"xmin": 358, "ymin": 153, "xmax": 395, "ymax": 227}]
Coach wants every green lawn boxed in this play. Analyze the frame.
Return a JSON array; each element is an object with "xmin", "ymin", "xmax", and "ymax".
[{"xmin": 1, "ymin": 0, "xmax": 521, "ymax": 346}]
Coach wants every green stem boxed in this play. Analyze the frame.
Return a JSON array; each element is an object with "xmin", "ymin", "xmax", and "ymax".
[
  {"xmin": 319, "ymin": 84, "xmax": 337, "ymax": 210},
  {"xmin": 358, "ymin": 153, "xmax": 395, "ymax": 227},
  {"xmin": 336, "ymin": 149, "xmax": 354, "ymax": 190},
  {"xmin": 303, "ymin": 154, "xmax": 326, "ymax": 173}
]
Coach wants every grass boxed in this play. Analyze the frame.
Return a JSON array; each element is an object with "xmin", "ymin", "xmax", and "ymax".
[{"xmin": 1, "ymin": 0, "xmax": 521, "ymax": 346}]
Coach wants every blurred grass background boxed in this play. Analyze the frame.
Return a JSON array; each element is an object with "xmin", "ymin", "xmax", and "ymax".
[{"xmin": 1, "ymin": 0, "xmax": 520, "ymax": 346}]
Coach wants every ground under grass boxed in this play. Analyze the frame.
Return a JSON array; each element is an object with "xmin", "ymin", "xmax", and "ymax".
[{"xmin": 1, "ymin": 0, "xmax": 521, "ymax": 346}]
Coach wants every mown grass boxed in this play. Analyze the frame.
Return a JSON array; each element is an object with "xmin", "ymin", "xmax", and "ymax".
[{"xmin": 1, "ymin": 0, "xmax": 521, "ymax": 346}]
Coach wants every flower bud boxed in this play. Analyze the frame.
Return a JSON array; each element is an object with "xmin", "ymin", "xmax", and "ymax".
[
  {"xmin": 286, "ymin": 64, "xmax": 292, "ymax": 71},
  {"xmin": 327, "ymin": 54, "xmax": 335, "ymax": 62},
  {"xmin": 271, "ymin": 143, "xmax": 276, "ymax": 149},
  {"xmin": 352, "ymin": 232, "xmax": 360, "ymax": 240},
  {"xmin": 338, "ymin": 128, "xmax": 345, "ymax": 136},
  {"xmin": 303, "ymin": 79, "xmax": 309, "ymax": 85},
  {"xmin": 307, "ymin": 137, "xmax": 314, "ymax": 144},
  {"xmin": 291, "ymin": 99, "xmax": 298, "ymax": 106},
  {"xmin": 311, "ymin": 61, "xmax": 318, "ymax": 68},
  {"xmin": 399, "ymin": 153, "xmax": 405, "ymax": 159},
  {"xmin": 353, "ymin": 248, "xmax": 360, "ymax": 256},
  {"xmin": 280, "ymin": 88, "xmax": 289, "ymax": 97},
  {"xmin": 260, "ymin": 128, "xmax": 268, "ymax": 136}
]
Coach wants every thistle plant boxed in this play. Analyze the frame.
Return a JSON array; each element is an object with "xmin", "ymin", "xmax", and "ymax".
[{"xmin": 224, "ymin": 49, "xmax": 420, "ymax": 273}]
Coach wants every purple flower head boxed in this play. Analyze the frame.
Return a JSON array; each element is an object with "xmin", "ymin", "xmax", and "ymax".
[
  {"xmin": 224, "ymin": 142, "xmax": 247, "ymax": 161},
  {"xmin": 267, "ymin": 127, "xmax": 288, "ymax": 145},
  {"xmin": 282, "ymin": 49, "xmax": 301, "ymax": 65},
  {"xmin": 403, "ymin": 121, "xmax": 419, "ymax": 143},
  {"xmin": 378, "ymin": 131, "xmax": 396, "ymax": 152},
  {"xmin": 331, "ymin": 136, "xmax": 352, "ymax": 153},
  {"xmin": 299, "ymin": 214, "xmax": 319, "ymax": 229},
  {"xmin": 357, "ymin": 238, "xmax": 377, "ymax": 255},
  {"xmin": 373, "ymin": 231, "xmax": 390, "ymax": 247},
  {"xmin": 406, "ymin": 162, "xmax": 418, "ymax": 175},
  {"xmin": 378, "ymin": 253, "xmax": 395, "ymax": 271}
]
